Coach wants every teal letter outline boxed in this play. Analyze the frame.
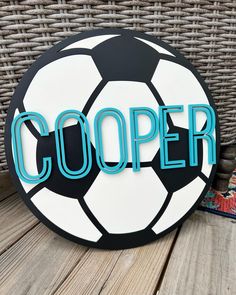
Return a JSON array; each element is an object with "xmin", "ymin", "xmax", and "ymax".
[
  {"xmin": 130, "ymin": 107, "xmax": 159, "ymax": 172},
  {"xmin": 55, "ymin": 110, "xmax": 92, "ymax": 179},
  {"xmin": 159, "ymin": 105, "xmax": 186, "ymax": 169},
  {"xmin": 189, "ymin": 104, "xmax": 216, "ymax": 166},
  {"xmin": 94, "ymin": 108, "xmax": 128, "ymax": 174},
  {"xmin": 11, "ymin": 112, "xmax": 51, "ymax": 184}
]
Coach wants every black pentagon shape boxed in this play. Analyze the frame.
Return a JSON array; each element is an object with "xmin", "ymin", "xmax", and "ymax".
[
  {"xmin": 152, "ymin": 126, "xmax": 203, "ymax": 193},
  {"xmin": 92, "ymin": 35, "xmax": 160, "ymax": 82},
  {"xmin": 36, "ymin": 124, "xmax": 100, "ymax": 199},
  {"xmin": 97, "ymin": 228, "xmax": 158, "ymax": 249}
]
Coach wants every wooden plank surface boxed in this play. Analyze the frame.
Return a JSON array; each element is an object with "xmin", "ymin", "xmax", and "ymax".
[
  {"xmin": 55, "ymin": 248, "xmax": 122, "ymax": 295},
  {"xmin": 0, "ymin": 193, "xmax": 38, "ymax": 254},
  {"xmin": 0, "ymin": 223, "xmax": 87, "ymax": 295},
  {"xmin": 0, "ymin": 172, "xmax": 15, "ymax": 201},
  {"xmin": 98, "ymin": 231, "xmax": 176, "ymax": 295},
  {"xmin": 158, "ymin": 211, "xmax": 236, "ymax": 295},
  {"xmin": 55, "ymin": 231, "xmax": 177, "ymax": 295},
  {"xmin": 1, "ymin": 172, "xmax": 235, "ymax": 295}
]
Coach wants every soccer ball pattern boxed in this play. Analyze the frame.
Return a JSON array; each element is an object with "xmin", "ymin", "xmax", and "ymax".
[{"xmin": 5, "ymin": 29, "xmax": 218, "ymax": 249}]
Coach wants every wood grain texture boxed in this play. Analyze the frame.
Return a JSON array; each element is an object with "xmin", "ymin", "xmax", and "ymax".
[
  {"xmin": 55, "ymin": 231, "xmax": 176, "ymax": 295},
  {"xmin": 0, "ymin": 193, "xmax": 38, "ymax": 254},
  {"xmin": 158, "ymin": 211, "xmax": 236, "ymax": 295},
  {"xmin": 55, "ymin": 248, "xmax": 122, "ymax": 295},
  {"xmin": 0, "ymin": 172, "xmax": 15, "ymax": 201},
  {"xmin": 0, "ymin": 223, "xmax": 87, "ymax": 295},
  {"xmin": 98, "ymin": 231, "xmax": 176, "ymax": 295}
]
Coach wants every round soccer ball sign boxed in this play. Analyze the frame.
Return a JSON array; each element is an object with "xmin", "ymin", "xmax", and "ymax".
[{"xmin": 5, "ymin": 29, "xmax": 219, "ymax": 249}]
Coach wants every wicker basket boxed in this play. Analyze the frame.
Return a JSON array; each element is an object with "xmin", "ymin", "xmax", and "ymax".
[{"xmin": 0, "ymin": 0, "xmax": 236, "ymax": 172}]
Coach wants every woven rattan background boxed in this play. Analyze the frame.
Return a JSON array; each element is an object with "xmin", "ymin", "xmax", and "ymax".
[{"xmin": 0, "ymin": 0, "xmax": 236, "ymax": 172}]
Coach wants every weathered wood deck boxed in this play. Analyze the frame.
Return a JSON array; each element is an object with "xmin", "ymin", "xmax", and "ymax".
[{"xmin": 0, "ymin": 172, "xmax": 235, "ymax": 295}]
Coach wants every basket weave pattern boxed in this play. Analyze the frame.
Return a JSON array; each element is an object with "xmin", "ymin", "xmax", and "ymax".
[{"xmin": 0, "ymin": 0, "xmax": 236, "ymax": 172}]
